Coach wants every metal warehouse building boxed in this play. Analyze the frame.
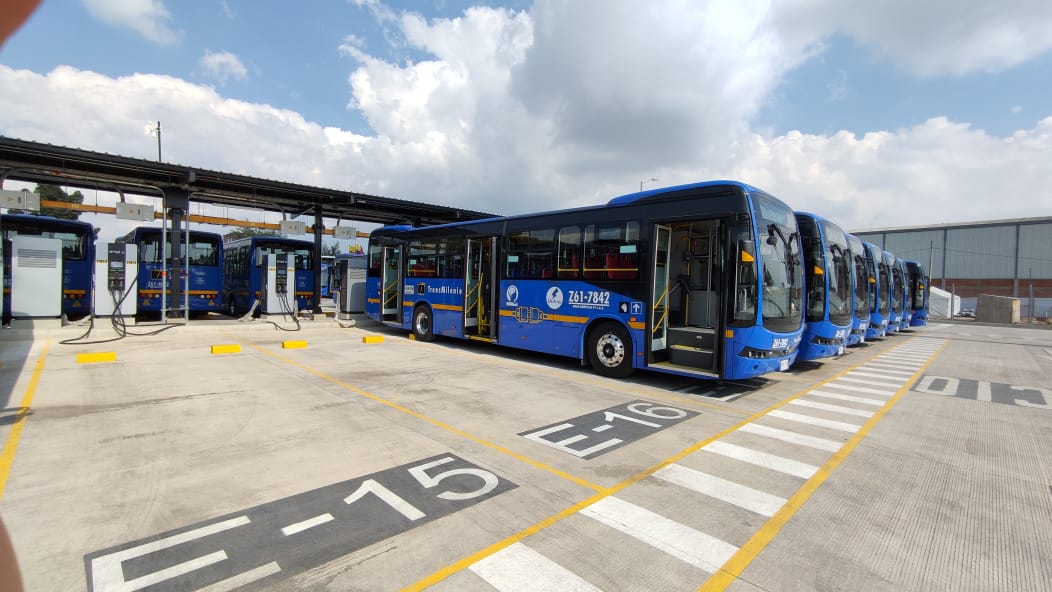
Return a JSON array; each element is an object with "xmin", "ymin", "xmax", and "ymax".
[{"xmin": 853, "ymin": 216, "xmax": 1052, "ymax": 318}]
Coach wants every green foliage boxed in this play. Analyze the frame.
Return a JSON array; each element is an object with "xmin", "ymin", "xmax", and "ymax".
[
  {"xmin": 7, "ymin": 184, "xmax": 83, "ymax": 219},
  {"xmin": 323, "ymin": 241, "xmax": 341, "ymax": 256},
  {"xmin": 223, "ymin": 226, "xmax": 279, "ymax": 241}
]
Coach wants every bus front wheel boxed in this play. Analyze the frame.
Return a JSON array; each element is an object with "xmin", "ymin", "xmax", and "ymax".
[
  {"xmin": 412, "ymin": 305, "xmax": 435, "ymax": 342},
  {"xmin": 587, "ymin": 322, "xmax": 634, "ymax": 378}
]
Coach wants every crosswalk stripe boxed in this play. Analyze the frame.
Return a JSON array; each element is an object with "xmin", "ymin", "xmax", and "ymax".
[
  {"xmin": 767, "ymin": 410, "xmax": 862, "ymax": 433},
  {"xmin": 790, "ymin": 399, "xmax": 874, "ymax": 418},
  {"xmin": 809, "ymin": 390, "xmax": 885, "ymax": 406},
  {"xmin": 654, "ymin": 464, "xmax": 787, "ymax": 517},
  {"xmin": 581, "ymin": 497, "xmax": 738, "ymax": 573},
  {"xmin": 701, "ymin": 441, "xmax": 819, "ymax": 479},
  {"xmin": 845, "ymin": 371, "xmax": 909, "ymax": 381},
  {"xmin": 469, "ymin": 542, "xmax": 601, "ymax": 592},
  {"xmin": 824, "ymin": 383, "xmax": 896, "ymax": 396},
  {"xmin": 738, "ymin": 423, "xmax": 841, "ymax": 452}
]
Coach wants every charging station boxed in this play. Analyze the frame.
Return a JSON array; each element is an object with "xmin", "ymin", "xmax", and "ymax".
[
  {"xmin": 337, "ymin": 255, "xmax": 368, "ymax": 317},
  {"xmin": 10, "ymin": 235, "xmax": 62, "ymax": 319},
  {"xmin": 94, "ymin": 243, "xmax": 138, "ymax": 317},
  {"xmin": 263, "ymin": 252, "xmax": 296, "ymax": 315}
]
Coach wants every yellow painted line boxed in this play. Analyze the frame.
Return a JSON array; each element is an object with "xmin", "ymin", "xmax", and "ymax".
[
  {"xmin": 404, "ymin": 344, "xmax": 900, "ymax": 591},
  {"xmin": 362, "ymin": 335, "xmax": 384, "ymax": 344},
  {"xmin": 233, "ymin": 338, "xmax": 604, "ymax": 494},
  {"xmin": 76, "ymin": 352, "xmax": 117, "ymax": 364},
  {"xmin": 697, "ymin": 339, "xmax": 947, "ymax": 591},
  {"xmin": 282, "ymin": 340, "xmax": 308, "ymax": 350},
  {"xmin": 210, "ymin": 344, "xmax": 241, "ymax": 355},
  {"xmin": 0, "ymin": 342, "xmax": 50, "ymax": 504}
]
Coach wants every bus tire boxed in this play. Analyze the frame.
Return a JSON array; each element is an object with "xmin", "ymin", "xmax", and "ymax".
[
  {"xmin": 412, "ymin": 304, "xmax": 435, "ymax": 342},
  {"xmin": 587, "ymin": 321, "xmax": 634, "ymax": 378}
]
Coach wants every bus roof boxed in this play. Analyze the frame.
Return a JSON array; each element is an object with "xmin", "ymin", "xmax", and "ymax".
[
  {"xmin": 371, "ymin": 180, "xmax": 771, "ymax": 236},
  {"xmin": 1, "ymin": 213, "xmax": 94, "ymax": 231}
]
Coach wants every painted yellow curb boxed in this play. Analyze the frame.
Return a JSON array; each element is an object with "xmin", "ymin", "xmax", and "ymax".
[
  {"xmin": 282, "ymin": 340, "xmax": 308, "ymax": 349},
  {"xmin": 210, "ymin": 344, "xmax": 241, "ymax": 354},
  {"xmin": 362, "ymin": 335, "xmax": 384, "ymax": 344},
  {"xmin": 77, "ymin": 352, "xmax": 117, "ymax": 364}
]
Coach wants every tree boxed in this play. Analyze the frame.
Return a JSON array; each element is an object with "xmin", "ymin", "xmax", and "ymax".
[
  {"xmin": 323, "ymin": 241, "xmax": 341, "ymax": 256},
  {"xmin": 223, "ymin": 226, "xmax": 278, "ymax": 241},
  {"xmin": 8, "ymin": 184, "xmax": 84, "ymax": 219}
]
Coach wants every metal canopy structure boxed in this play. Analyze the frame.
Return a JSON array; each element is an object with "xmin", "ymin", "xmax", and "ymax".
[
  {"xmin": 0, "ymin": 136, "xmax": 496, "ymax": 226},
  {"xmin": 0, "ymin": 135, "xmax": 497, "ymax": 317}
]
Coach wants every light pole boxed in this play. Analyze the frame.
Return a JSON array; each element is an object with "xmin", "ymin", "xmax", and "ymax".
[
  {"xmin": 145, "ymin": 121, "xmax": 162, "ymax": 162},
  {"xmin": 640, "ymin": 177, "xmax": 658, "ymax": 192}
]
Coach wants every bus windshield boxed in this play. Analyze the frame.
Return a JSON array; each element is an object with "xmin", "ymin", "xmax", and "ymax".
[
  {"xmin": 754, "ymin": 195, "xmax": 802, "ymax": 331},
  {"xmin": 847, "ymin": 235, "xmax": 871, "ymax": 319},
  {"xmin": 822, "ymin": 221, "xmax": 853, "ymax": 324},
  {"xmin": 140, "ymin": 234, "xmax": 220, "ymax": 266},
  {"xmin": 870, "ymin": 245, "xmax": 891, "ymax": 315},
  {"xmin": 887, "ymin": 255, "xmax": 902, "ymax": 310}
]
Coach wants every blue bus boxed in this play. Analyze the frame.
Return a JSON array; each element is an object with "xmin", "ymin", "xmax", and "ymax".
[
  {"xmin": 124, "ymin": 227, "xmax": 224, "ymax": 317},
  {"xmin": 905, "ymin": 260, "xmax": 929, "ymax": 326},
  {"xmin": 845, "ymin": 233, "xmax": 871, "ymax": 345},
  {"xmin": 1, "ymin": 213, "xmax": 95, "ymax": 319},
  {"xmin": 884, "ymin": 250, "xmax": 903, "ymax": 333},
  {"xmin": 896, "ymin": 258, "xmax": 913, "ymax": 330},
  {"xmin": 793, "ymin": 212, "xmax": 853, "ymax": 360},
  {"xmin": 863, "ymin": 241, "xmax": 890, "ymax": 339},
  {"xmin": 367, "ymin": 180, "xmax": 805, "ymax": 380},
  {"xmin": 223, "ymin": 236, "xmax": 315, "ymax": 316}
]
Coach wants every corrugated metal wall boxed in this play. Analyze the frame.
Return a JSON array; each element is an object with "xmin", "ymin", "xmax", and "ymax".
[{"xmin": 855, "ymin": 220, "xmax": 1052, "ymax": 282}]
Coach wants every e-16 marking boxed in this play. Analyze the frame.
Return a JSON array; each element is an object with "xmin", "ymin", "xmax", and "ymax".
[{"xmin": 519, "ymin": 400, "xmax": 699, "ymax": 459}]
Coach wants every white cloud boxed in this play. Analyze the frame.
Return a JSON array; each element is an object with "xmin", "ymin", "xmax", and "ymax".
[
  {"xmin": 81, "ymin": 0, "xmax": 180, "ymax": 45},
  {"xmin": 199, "ymin": 50, "xmax": 248, "ymax": 84},
  {"xmin": 4, "ymin": 1, "xmax": 1052, "ymax": 243},
  {"xmin": 771, "ymin": 0, "xmax": 1052, "ymax": 76}
]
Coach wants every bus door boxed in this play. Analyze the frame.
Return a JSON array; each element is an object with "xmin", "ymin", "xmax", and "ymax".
[
  {"xmin": 381, "ymin": 245, "xmax": 402, "ymax": 323},
  {"xmin": 464, "ymin": 237, "xmax": 497, "ymax": 340},
  {"xmin": 650, "ymin": 225, "xmax": 672, "ymax": 356}
]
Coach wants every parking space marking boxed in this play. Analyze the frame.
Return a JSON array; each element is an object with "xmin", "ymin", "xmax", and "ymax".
[
  {"xmin": 581, "ymin": 496, "xmax": 739, "ymax": 573},
  {"xmin": 698, "ymin": 339, "xmax": 948, "ymax": 592},
  {"xmin": 469, "ymin": 542, "xmax": 600, "ymax": 592},
  {"xmin": 237, "ymin": 339, "xmax": 606, "ymax": 492},
  {"xmin": 654, "ymin": 464, "xmax": 787, "ymax": 517},
  {"xmin": 195, "ymin": 562, "xmax": 281, "ymax": 592},
  {"xmin": 520, "ymin": 400, "xmax": 698, "ymax": 460},
  {"xmin": 0, "ymin": 341, "xmax": 50, "ymax": 505},
  {"xmin": 405, "ymin": 342, "xmax": 915, "ymax": 591},
  {"xmin": 280, "ymin": 513, "xmax": 334, "ymax": 536},
  {"xmin": 389, "ymin": 335, "xmax": 752, "ymax": 416},
  {"xmin": 700, "ymin": 441, "xmax": 818, "ymax": 479}
]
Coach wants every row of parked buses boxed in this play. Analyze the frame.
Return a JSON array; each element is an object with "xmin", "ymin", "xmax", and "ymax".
[
  {"xmin": 0, "ymin": 213, "xmax": 339, "ymax": 320},
  {"xmin": 365, "ymin": 180, "xmax": 930, "ymax": 381}
]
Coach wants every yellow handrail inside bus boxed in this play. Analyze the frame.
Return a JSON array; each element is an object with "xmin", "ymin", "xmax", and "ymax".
[
  {"xmin": 652, "ymin": 281, "xmax": 672, "ymax": 334},
  {"xmin": 383, "ymin": 279, "xmax": 399, "ymax": 309}
]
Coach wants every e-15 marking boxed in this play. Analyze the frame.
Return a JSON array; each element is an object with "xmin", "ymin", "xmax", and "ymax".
[
  {"xmin": 520, "ymin": 400, "xmax": 698, "ymax": 459},
  {"xmin": 86, "ymin": 454, "xmax": 515, "ymax": 592}
]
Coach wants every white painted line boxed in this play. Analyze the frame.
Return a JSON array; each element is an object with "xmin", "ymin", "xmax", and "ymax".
[
  {"xmin": 281, "ymin": 513, "xmax": 335, "ymax": 536},
  {"xmin": 91, "ymin": 516, "xmax": 251, "ymax": 592},
  {"xmin": 195, "ymin": 562, "xmax": 282, "ymax": 592},
  {"xmin": 702, "ymin": 440, "xmax": 819, "ymax": 479},
  {"xmin": 581, "ymin": 496, "xmax": 739, "ymax": 573},
  {"xmin": 809, "ymin": 390, "xmax": 885, "ymax": 407},
  {"xmin": 823, "ymin": 383, "xmax": 896, "ymax": 396},
  {"xmin": 790, "ymin": 399, "xmax": 874, "ymax": 418},
  {"xmin": 654, "ymin": 463, "xmax": 787, "ymax": 517},
  {"xmin": 848, "ymin": 370, "xmax": 911, "ymax": 381},
  {"xmin": 470, "ymin": 542, "xmax": 601, "ymax": 592},
  {"xmin": 738, "ymin": 423, "xmax": 842, "ymax": 452},
  {"xmin": 839, "ymin": 374, "xmax": 903, "ymax": 385},
  {"xmin": 767, "ymin": 410, "xmax": 862, "ymax": 433},
  {"xmin": 879, "ymin": 354, "xmax": 931, "ymax": 362},
  {"xmin": 977, "ymin": 380, "xmax": 992, "ymax": 402},
  {"xmin": 855, "ymin": 365, "xmax": 914, "ymax": 375}
]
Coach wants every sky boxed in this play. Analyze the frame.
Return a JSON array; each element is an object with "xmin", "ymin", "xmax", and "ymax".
[{"xmin": 1, "ymin": 0, "xmax": 1051, "ymax": 247}]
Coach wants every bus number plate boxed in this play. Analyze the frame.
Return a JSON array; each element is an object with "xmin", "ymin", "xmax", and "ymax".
[{"xmin": 568, "ymin": 290, "xmax": 610, "ymax": 308}]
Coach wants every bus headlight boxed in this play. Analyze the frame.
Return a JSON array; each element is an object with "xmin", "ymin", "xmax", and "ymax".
[{"xmin": 740, "ymin": 346, "xmax": 793, "ymax": 359}]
